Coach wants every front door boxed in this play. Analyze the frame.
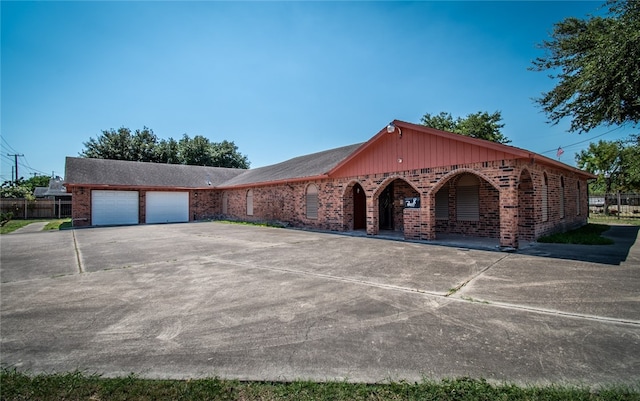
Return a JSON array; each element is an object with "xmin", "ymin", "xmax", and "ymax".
[
  {"xmin": 379, "ymin": 183, "xmax": 394, "ymax": 230},
  {"xmin": 353, "ymin": 184, "xmax": 366, "ymax": 230}
]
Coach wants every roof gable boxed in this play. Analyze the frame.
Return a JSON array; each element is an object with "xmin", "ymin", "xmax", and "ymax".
[
  {"xmin": 329, "ymin": 120, "xmax": 532, "ymax": 178},
  {"xmin": 329, "ymin": 120, "xmax": 593, "ymax": 179}
]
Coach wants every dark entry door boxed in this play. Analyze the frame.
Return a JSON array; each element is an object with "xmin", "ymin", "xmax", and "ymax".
[
  {"xmin": 379, "ymin": 183, "xmax": 394, "ymax": 230},
  {"xmin": 353, "ymin": 184, "xmax": 366, "ymax": 230}
]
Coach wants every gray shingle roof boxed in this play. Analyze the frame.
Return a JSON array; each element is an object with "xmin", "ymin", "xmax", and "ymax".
[
  {"xmin": 65, "ymin": 157, "xmax": 246, "ymax": 188},
  {"xmin": 219, "ymin": 143, "xmax": 364, "ymax": 187},
  {"xmin": 64, "ymin": 143, "xmax": 363, "ymax": 188}
]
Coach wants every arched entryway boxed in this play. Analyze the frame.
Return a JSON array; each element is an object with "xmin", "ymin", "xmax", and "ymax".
[
  {"xmin": 374, "ymin": 178, "xmax": 420, "ymax": 235},
  {"xmin": 353, "ymin": 183, "xmax": 366, "ymax": 230},
  {"xmin": 342, "ymin": 181, "xmax": 367, "ymax": 231},
  {"xmin": 430, "ymin": 171, "xmax": 501, "ymax": 241},
  {"xmin": 518, "ymin": 169, "xmax": 535, "ymax": 242}
]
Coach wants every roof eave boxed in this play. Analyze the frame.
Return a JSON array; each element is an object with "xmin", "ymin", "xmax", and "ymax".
[{"xmin": 216, "ymin": 174, "xmax": 329, "ymax": 190}]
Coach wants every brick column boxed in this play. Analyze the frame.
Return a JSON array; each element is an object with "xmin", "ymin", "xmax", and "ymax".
[
  {"xmin": 421, "ymin": 193, "xmax": 435, "ymax": 240},
  {"xmin": 366, "ymin": 195, "xmax": 378, "ymax": 235},
  {"xmin": 499, "ymin": 187, "xmax": 519, "ymax": 248},
  {"xmin": 403, "ymin": 208, "xmax": 421, "ymax": 240}
]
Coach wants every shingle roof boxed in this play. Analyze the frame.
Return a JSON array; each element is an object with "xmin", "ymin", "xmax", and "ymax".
[
  {"xmin": 64, "ymin": 157, "xmax": 246, "ymax": 188},
  {"xmin": 220, "ymin": 143, "xmax": 364, "ymax": 187}
]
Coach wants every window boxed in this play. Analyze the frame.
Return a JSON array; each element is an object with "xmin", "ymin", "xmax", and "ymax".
[
  {"xmin": 306, "ymin": 184, "xmax": 318, "ymax": 219},
  {"xmin": 577, "ymin": 181, "xmax": 581, "ymax": 216},
  {"xmin": 435, "ymin": 186, "xmax": 449, "ymax": 220},
  {"xmin": 559, "ymin": 176, "xmax": 565, "ymax": 219},
  {"xmin": 456, "ymin": 174, "xmax": 479, "ymax": 221},
  {"xmin": 246, "ymin": 189, "xmax": 254, "ymax": 216},
  {"xmin": 222, "ymin": 192, "xmax": 228, "ymax": 215},
  {"xmin": 542, "ymin": 173, "xmax": 548, "ymax": 222}
]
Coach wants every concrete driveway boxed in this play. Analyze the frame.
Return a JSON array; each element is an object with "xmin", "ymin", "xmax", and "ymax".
[{"xmin": 1, "ymin": 222, "xmax": 639, "ymax": 387}]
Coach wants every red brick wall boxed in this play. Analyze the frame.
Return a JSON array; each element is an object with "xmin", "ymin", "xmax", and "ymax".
[
  {"xmin": 216, "ymin": 158, "xmax": 588, "ymax": 248},
  {"xmin": 70, "ymin": 187, "xmax": 91, "ymax": 227},
  {"xmin": 71, "ymin": 188, "xmax": 222, "ymax": 226},
  {"xmin": 70, "ymin": 157, "xmax": 590, "ymax": 248}
]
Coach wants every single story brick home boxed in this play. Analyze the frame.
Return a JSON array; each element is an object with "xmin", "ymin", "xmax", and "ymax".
[{"xmin": 65, "ymin": 120, "xmax": 595, "ymax": 248}]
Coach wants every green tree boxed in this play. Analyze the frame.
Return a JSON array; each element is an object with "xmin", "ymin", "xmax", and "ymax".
[
  {"xmin": 420, "ymin": 111, "xmax": 510, "ymax": 144},
  {"xmin": 531, "ymin": 0, "xmax": 640, "ymax": 133},
  {"xmin": 21, "ymin": 175, "xmax": 51, "ymax": 192},
  {"xmin": 80, "ymin": 127, "xmax": 250, "ymax": 168},
  {"xmin": 155, "ymin": 138, "xmax": 180, "ymax": 164},
  {"xmin": 211, "ymin": 140, "xmax": 250, "ymax": 169},
  {"xmin": 619, "ymin": 135, "xmax": 640, "ymax": 191},
  {"xmin": 576, "ymin": 140, "xmax": 623, "ymax": 197},
  {"xmin": 0, "ymin": 181, "xmax": 35, "ymax": 200}
]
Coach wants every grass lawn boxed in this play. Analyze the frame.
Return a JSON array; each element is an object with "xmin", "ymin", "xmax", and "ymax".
[
  {"xmin": 0, "ymin": 218, "xmax": 71, "ymax": 235},
  {"xmin": 537, "ymin": 223, "xmax": 614, "ymax": 245},
  {"xmin": 589, "ymin": 215, "xmax": 640, "ymax": 226},
  {"xmin": 1, "ymin": 370, "xmax": 637, "ymax": 401}
]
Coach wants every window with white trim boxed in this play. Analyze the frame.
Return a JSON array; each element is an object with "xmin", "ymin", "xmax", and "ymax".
[
  {"xmin": 456, "ymin": 174, "xmax": 479, "ymax": 221},
  {"xmin": 306, "ymin": 184, "xmax": 318, "ymax": 219}
]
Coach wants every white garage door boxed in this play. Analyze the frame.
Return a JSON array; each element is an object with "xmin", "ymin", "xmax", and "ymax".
[
  {"xmin": 92, "ymin": 190, "xmax": 139, "ymax": 226},
  {"xmin": 146, "ymin": 191, "xmax": 189, "ymax": 224}
]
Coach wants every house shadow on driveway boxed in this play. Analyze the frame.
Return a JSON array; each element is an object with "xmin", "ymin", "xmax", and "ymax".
[{"xmin": 516, "ymin": 225, "xmax": 640, "ymax": 266}]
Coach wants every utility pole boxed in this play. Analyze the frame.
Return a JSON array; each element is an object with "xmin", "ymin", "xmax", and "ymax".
[{"xmin": 7, "ymin": 154, "xmax": 24, "ymax": 184}]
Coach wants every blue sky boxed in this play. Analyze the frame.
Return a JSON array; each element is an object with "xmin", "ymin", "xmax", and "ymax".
[{"xmin": 1, "ymin": 1, "xmax": 634, "ymax": 182}]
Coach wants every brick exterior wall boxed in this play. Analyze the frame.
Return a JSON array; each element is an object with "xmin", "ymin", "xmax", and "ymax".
[
  {"xmin": 70, "ymin": 157, "xmax": 589, "ymax": 249},
  {"xmin": 214, "ymin": 158, "xmax": 589, "ymax": 248}
]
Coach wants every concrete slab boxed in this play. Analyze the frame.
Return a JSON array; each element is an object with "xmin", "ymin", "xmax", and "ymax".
[
  {"xmin": 7, "ymin": 221, "xmax": 49, "ymax": 235},
  {"xmin": 1, "ymin": 222, "xmax": 639, "ymax": 387},
  {"xmin": 0, "ymin": 230, "xmax": 78, "ymax": 282}
]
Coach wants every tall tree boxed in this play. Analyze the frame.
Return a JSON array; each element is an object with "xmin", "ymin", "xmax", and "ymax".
[
  {"xmin": 531, "ymin": 0, "xmax": 640, "ymax": 133},
  {"xmin": 80, "ymin": 127, "xmax": 250, "ymax": 168},
  {"xmin": 576, "ymin": 140, "xmax": 623, "ymax": 197},
  {"xmin": 81, "ymin": 127, "xmax": 157, "ymax": 161},
  {"xmin": 420, "ymin": 111, "xmax": 510, "ymax": 144}
]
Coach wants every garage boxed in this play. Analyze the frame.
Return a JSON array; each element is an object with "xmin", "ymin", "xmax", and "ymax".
[
  {"xmin": 145, "ymin": 191, "xmax": 189, "ymax": 224},
  {"xmin": 92, "ymin": 190, "xmax": 139, "ymax": 226}
]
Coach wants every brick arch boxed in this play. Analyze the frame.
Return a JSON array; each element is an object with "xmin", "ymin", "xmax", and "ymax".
[
  {"xmin": 425, "ymin": 168, "xmax": 503, "ymax": 243},
  {"xmin": 342, "ymin": 180, "xmax": 367, "ymax": 231},
  {"xmin": 372, "ymin": 175, "xmax": 421, "ymax": 198},
  {"xmin": 341, "ymin": 179, "xmax": 366, "ymax": 198},
  {"xmin": 426, "ymin": 168, "xmax": 502, "ymax": 197},
  {"xmin": 371, "ymin": 176, "xmax": 421, "ymax": 233},
  {"xmin": 518, "ymin": 168, "xmax": 535, "ymax": 241}
]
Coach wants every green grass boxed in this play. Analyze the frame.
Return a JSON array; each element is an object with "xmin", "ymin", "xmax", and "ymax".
[
  {"xmin": 537, "ymin": 223, "xmax": 614, "ymax": 245},
  {"xmin": 215, "ymin": 219, "xmax": 287, "ymax": 228},
  {"xmin": 589, "ymin": 215, "xmax": 640, "ymax": 226},
  {"xmin": 1, "ymin": 369, "xmax": 637, "ymax": 401},
  {"xmin": 0, "ymin": 219, "xmax": 40, "ymax": 234},
  {"xmin": 0, "ymin": 218, "xmax": 72, "ymax": 234},
  {"xmin": 43, "ymin": 218, "xmax": 72, "ymax": 231}
]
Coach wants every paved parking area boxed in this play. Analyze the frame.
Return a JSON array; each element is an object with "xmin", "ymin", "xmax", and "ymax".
[{"xmin": 1, "ymin": 222, "xmax": 639, "ymax": 387}]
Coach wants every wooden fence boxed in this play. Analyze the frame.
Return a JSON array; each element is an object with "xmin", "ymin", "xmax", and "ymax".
[{"xmin": 0, "ymin": 198, "xmax": 72, "ymax": 219}]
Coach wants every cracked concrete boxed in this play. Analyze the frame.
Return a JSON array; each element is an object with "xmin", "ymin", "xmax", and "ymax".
[{"xmin": 1, "ymin": 222, "xmax": 639, "ymax": 387}]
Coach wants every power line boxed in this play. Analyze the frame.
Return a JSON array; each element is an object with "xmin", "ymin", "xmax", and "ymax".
[
  {"xmin": 0, "ymin": 136, "xmax": 19, "ymax": 154},
  {"xmin": 539, "ymin": 125, "xmax": 627, "ymax": 155}
]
